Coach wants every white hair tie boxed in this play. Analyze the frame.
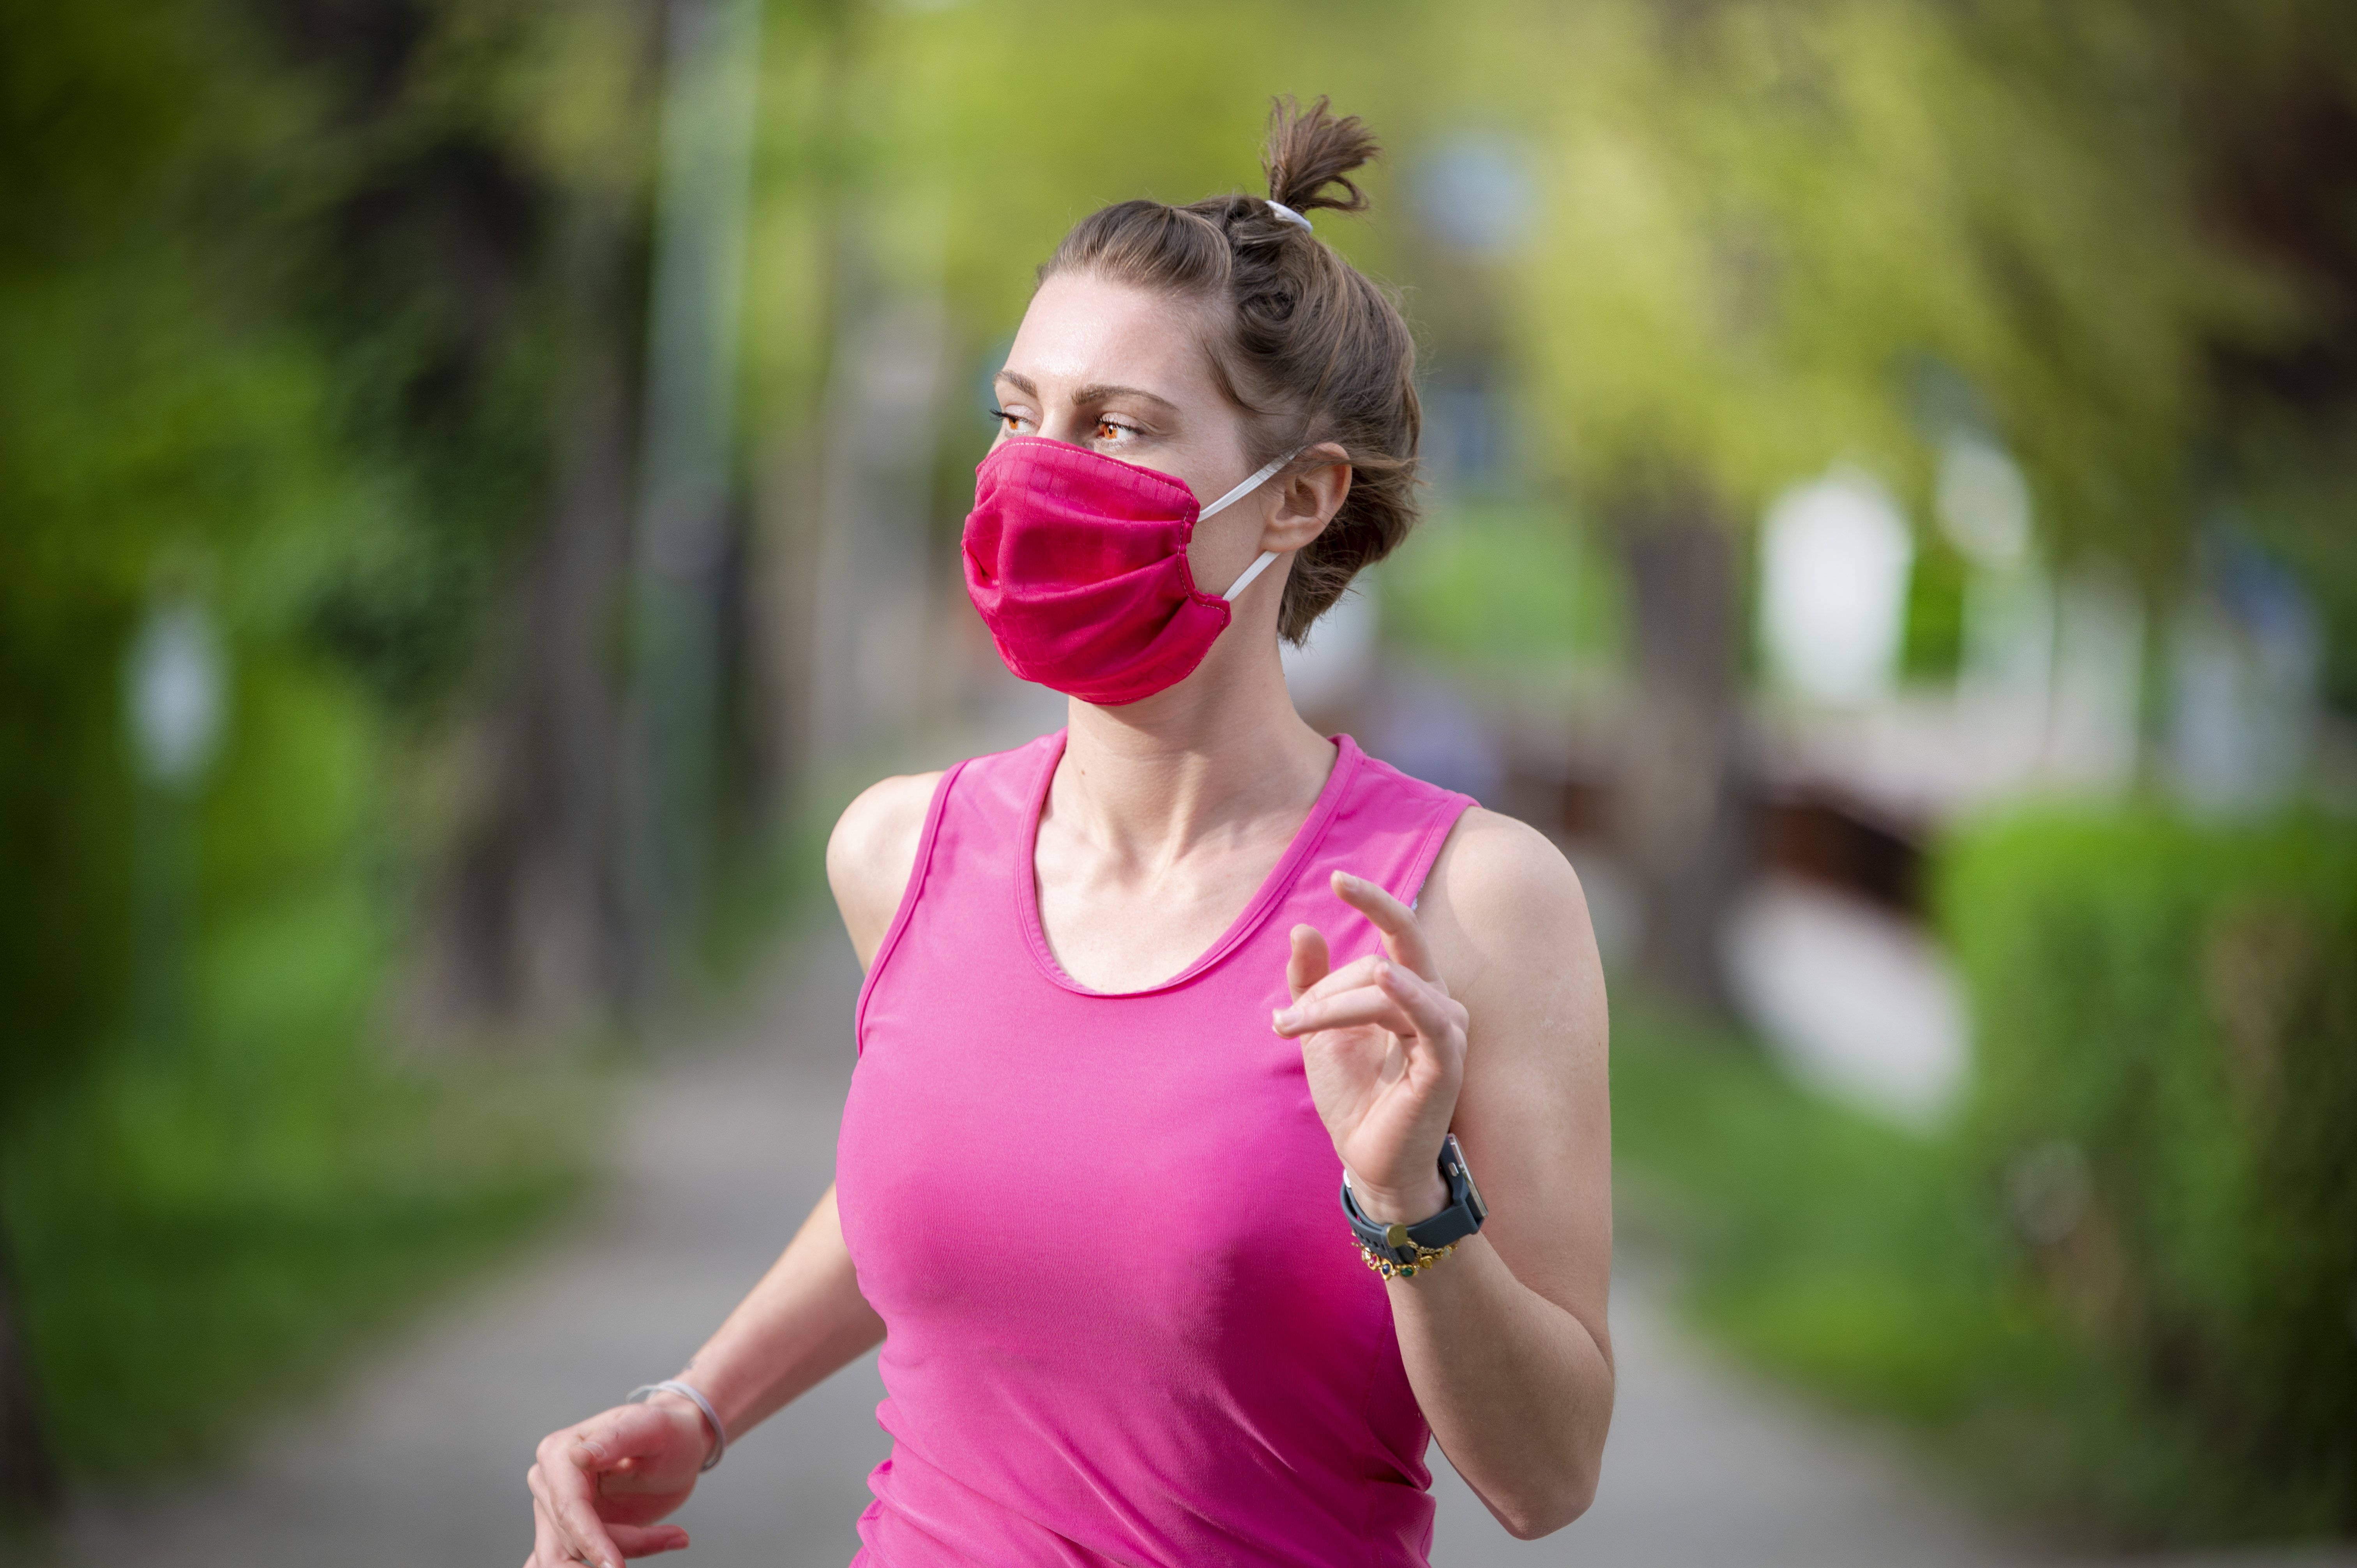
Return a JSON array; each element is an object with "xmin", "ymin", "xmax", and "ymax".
[{"xmin": 1265, "ymin": 200, "xmax": 1315, "ymax": 233}]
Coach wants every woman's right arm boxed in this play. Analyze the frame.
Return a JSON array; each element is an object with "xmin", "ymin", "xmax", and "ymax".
[{"xmin": 523, "ymin": 773, "xmax": 942, "ymax": 1568}]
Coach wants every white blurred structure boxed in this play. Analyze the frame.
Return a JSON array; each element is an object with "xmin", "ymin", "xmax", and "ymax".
[
  {"xmin": 1721, "ymin": 878, "xmax": 1969, "ymax": 1129},
  {"xmin": 1938, "ymin": 435, "xmax": 2147, "ymax": 796},
  {"xmin": 1751, "ymin": 436, "xmax": 2157, "ymax": 818},
  {"xmin": 126, "ymin": 590, "xmax": 226, "ymax": 1049},
  {"xmin": 2044, "ymin": 571, "xmax": 2145, "ymax": 791},
  {"xmin": 1944, "ymin": 433, "xmax": 2051, "ymax": 758},
  {"xmin": 127, "ymin": 595, "xmax": 227, "ymax": 790},
  {"xmin": 1935, "ymin": 432, "xmax": 2031, "ymax": 572},
  {"xmin": 1758, "ymin": 467, "xmax": 1915, "ymax": 707},
  {"xmin": 1728, "ymin": 439, "xmax": 2334, "ymax": 1134}
]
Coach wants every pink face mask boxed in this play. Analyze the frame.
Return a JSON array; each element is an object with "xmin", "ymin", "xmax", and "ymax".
[{"xmin": 961, "ymin": 436, "xmax": 1295, "ymax": 706}]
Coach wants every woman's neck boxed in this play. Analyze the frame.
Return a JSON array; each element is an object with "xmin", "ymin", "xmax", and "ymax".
[{"xmin": 1054, "ymin": 636, "xmax": 1335, "ymax": 872}]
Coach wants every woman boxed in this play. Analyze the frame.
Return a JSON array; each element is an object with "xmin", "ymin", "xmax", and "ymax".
[{"xmin": 526, "ymin": 98, "xmax": 1612, "ymax": 1568}]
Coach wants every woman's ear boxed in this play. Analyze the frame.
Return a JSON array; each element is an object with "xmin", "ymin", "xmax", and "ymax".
[{"xmin": 1261, "ymin": 442, "xmax": 1352, "ymax": 553}]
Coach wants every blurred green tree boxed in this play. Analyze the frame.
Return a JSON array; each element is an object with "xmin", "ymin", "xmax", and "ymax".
[
  {"xmin": 0, "ymin": 4, "xmax": 330, "ymax": 1504},
  {"xmin": 1429, "ymin": 0, "xmax": 2317, "ymax": 1002},
  {"xmin": 0, "ymin": 0, "xmax": 671, "ymax": 1506},
  {"xmin": 294, "ymin": 0, "xmax": 664, "ymax": 1033}
]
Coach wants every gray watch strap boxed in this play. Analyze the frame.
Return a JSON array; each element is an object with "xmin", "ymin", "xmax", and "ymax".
[{"xmin": 1340, "ymin": 1133, "xmax": 1489, "ymax": 1264}]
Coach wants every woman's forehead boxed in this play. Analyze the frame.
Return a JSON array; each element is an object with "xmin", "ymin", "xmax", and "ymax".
[{"xmin": 1002, "ymin": 272, "xmax": 1223, "ymax": 406}]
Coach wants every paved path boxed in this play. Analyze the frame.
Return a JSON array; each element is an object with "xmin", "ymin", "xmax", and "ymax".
[{"xmin": 50, "ymin": 926, "xmax": 2354, "ymax": 1568}]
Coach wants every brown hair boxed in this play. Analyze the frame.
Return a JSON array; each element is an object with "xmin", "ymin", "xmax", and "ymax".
[{"xmin": 1041, "ymin": 96, "xmax": 1421, "ymax": 645}]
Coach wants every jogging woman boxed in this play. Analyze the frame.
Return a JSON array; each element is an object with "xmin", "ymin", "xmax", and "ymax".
[{"xmin": 525, "ymin": 97, "xmax": 1613, "ymax": 1567}]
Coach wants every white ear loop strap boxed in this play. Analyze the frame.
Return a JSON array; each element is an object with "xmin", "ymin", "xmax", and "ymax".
[
  {"xmin": 1198, "ymin": 450, "xmax": 1298, "ymax": 521},
  {"xmin": 1223, "ymin": 549, "xmax": 1281, "ymax": 603},
  {"xmin": 1201, "ymin": 448, "xmax": 1303, "ymax": 602}
]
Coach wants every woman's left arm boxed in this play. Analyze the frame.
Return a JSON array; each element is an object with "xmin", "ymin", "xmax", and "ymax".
[{"xmin": 1273, "ymin": 810, "xmax": 1612, "ymax": 1540}]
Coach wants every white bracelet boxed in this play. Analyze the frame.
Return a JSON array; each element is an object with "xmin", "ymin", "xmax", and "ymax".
[{"xmin": 629, "ymin": 1379, "xmax": 726, "ymax": 1471}]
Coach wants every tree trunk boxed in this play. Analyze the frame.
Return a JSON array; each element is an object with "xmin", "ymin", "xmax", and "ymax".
[
  {"xmin": 1612, "ymin": 507, "xmax": 1749, "ymax": 1010},
  {"xmin": 0, "ymin": 1220, "xmax": 58, "ymax": 1521},
  {"xmin": 413, "ymin": 192, "xmax": 646, "ymax": 1036}
]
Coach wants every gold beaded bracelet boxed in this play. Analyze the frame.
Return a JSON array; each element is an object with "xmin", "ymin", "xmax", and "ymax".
[
  {"xmin": 1342, "ymin": 1135, "xmax": 1488, "ymax": 1280},
  {"xmin": 1355, "ymin": 1226, "xmax": 1460, "ymax": 1280}
]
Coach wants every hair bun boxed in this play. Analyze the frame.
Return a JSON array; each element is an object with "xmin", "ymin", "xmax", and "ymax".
[{"xmin": 1262, "ymin": 95, "xmax": 1379, "ymax": 219}]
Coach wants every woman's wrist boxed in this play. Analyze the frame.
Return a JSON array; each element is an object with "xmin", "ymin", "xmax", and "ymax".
[
  {"xmin": 1344, "ymin": 1168, "xmax": 1451, "ymax": 1226},
  {"xmin": 644, "ymin": 1384, "xmax": 722, "ymax": 1466}
]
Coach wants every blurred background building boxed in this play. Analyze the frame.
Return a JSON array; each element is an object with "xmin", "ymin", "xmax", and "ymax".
[{"xmin": 2, "ymin": 0, "xmax": 2354, "ymax": 1559}]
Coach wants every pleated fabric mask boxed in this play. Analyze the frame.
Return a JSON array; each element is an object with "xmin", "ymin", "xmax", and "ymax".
[{"xmin": 961, "ymin": 436, "xmax": 1293, "ymax": 706}]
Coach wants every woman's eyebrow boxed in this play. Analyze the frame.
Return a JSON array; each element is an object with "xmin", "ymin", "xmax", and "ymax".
[
  {"xmin": 1070, "ymin": 383, "xmax": 1180, "ymax": 413},
  {"xmin": 992, "ymin": 370, "xmax": 1180, "ymax": 417}
]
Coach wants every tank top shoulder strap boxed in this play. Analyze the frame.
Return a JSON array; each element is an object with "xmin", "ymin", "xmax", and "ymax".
[
  {"xmin": 852, "ymin": 732, "xmax": 1061, "ymax": 1047},
  {"xmin": 1315, "ymin": 742, "xmax": 1479, "ymax": 914}
]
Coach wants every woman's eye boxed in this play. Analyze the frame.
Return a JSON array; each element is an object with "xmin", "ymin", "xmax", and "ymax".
[
  {"xmin": 988, "ymin": 406, "xmax": 1028, "ymax": 434},
  {"xmin": 1094, "ymin": 418, "xmax": 1136, "ymax": 442}
]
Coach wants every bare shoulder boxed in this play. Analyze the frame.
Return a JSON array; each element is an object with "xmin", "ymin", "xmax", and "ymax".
[
  {"xmin": 1419, "ymin": 807, "xmax": 1598, "ymax": 999},
  {"xmin": 827, "ymin": 771, "xmax": 945, "ymax": 969}
]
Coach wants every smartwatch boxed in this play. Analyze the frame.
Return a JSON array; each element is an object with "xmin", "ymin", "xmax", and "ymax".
[{"xmin": 1339, "ymin": 1134, "xmax": 1488, "ymax": 1278}]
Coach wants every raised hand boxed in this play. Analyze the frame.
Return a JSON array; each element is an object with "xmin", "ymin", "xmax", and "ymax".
[
  {"xmin": 524, "ymin": 1397, "xmax": 707, "ymax": 1567},
  {"xmin": 1272, "ymin": 870, "xmax": 1470, "ymax": 1225}
]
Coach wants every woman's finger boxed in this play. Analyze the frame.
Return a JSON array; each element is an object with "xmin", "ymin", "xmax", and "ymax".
[
  {"xmin": 532, "ymin": 1431, "xmax": 625, "ymax": 1568},
  {"xmin": 1274, "ymin": 980, "xmax": 1418, "ymax": 1041},
  {"xmin": 1285, "ymin": 923, "xmax": 1330, "ymax": 1004},
  {"xmin": 528, "ymin": 1492, "xmax": 558, "ymax": 1568},
  {"xmin": 1374, "ymin": 961, "xmax": 1467, "ymax": 1045},
  {"xmin": 1292, "ymin": 951, "xmax": 1385, "ymax": 1008},
  {"xmin": 539, "ymin": 1495, "xmax": 619, "ymax": 1568},
  {"xmin": 531, "ymin": 1495, "xmax": 594, "ymax": 1568},
  {"xmin": 1331, "ymin": 872, "xmax": 1443, "ymax": 985},
  {"xmin": 608, "ymin": 1522, "xmax": 693, "ymax": 1557}
]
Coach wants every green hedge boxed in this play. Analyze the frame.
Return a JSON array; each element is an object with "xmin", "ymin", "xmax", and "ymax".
[
  {"xmin": 1942, "ymin": 809, "xmax": 2357, "ymax": 1534},
  {"xmin": 0, "ymin": 877, "xmax": 598, "ymax": 1480}
]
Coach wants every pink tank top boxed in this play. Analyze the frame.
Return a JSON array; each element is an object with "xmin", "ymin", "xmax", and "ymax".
[{"xmin": 836, "ymin": 730, "xmax": 1474, "ymax": 1567}]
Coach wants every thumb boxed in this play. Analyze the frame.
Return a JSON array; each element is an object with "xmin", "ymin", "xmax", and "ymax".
[{"xmin": 1286, "ymin": 924, "xmax": 1330, "ymax": 1003}]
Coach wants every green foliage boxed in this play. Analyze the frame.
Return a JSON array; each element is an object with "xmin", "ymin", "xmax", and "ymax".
[
  {"xmin": 1943, "ymin": 809, "xmax": 2357, "ymax": 1533},
  {"xmin": 1612, "ymin": 998, "xmax": 2019, "ymax": 1425},
  {"xmin": 862, "ymin": 2, "xmax": 1398, "ymax": 328},
  {"xmin": 0, "ymin": 109, "xmax": 354, "ymax": 1119},
  {"xmin": 1613, "ymin": 979, "xmax": 2348, "ymax": 1543},
  {"xmin": 1, "ymin": 884, "xmax": 592, "ymax": 1475},
  {"xmin": 1902, "ymin": 535, "xmax": 1968, "ymax": 682},
  {"xmin": 0, "ymin": 0, "xmax": 650, "ymax": 1093},
  {"xmin": 1378, "ymin": 500, "xmax": 1604, "ymax": 671},
  {"xmin": 1479, "ymin": 0, "xmax": 2293, "ymax": 562},
  {"xmin": 823, "ymin": 0, "xmax": 1427, "ymax": 462},
  {"xmin": 0, "ymin": 0, "xmax": 644, "ymax": 1485}
]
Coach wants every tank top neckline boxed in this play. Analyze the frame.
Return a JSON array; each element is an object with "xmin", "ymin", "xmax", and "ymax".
[{"xmin": 1013, "ymin": 728, "xmax": 1366, "ymax": 1001}]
